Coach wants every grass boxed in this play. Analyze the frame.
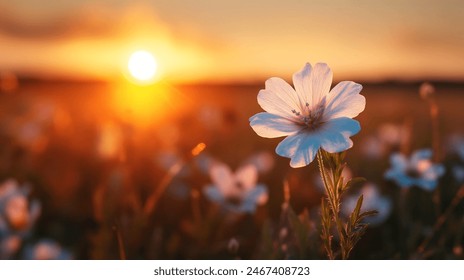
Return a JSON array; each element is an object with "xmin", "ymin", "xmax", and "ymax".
[{"xmin": 0, "ymin": 80, "xmax": 463, "ymax": 259}]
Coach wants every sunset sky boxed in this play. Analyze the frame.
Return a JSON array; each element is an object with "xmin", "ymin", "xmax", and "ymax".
[{"xmin": 1, "ymin": 0, "xmax": 464, "ymax": 83}]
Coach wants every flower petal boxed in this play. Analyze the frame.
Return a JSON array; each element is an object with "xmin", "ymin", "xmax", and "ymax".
[
  {"xmin": 249, "ymin": 112, "xmax": 302, "ymax": 138},
  {"xmin": 257, "ymin": 77, "xmax": 301, "ymax": 119},
  {"xmin": 323, "ymin": 81, "xmax": 365, "ymax": 120},
  {"xmin": 310, "ymin": 63, "xmax": 333, "ymax": 107},
  {"xmin": 235, "ymin": 164, "xmax": 258, "ymax": 191},
  {"xmin": 319, "ymin": 118, "xmax": 360, "ymax": 153},
  {"xmin": 390, "ymin": 153, "xmax": 408, "ymax": 172},
  {"xmin": 276, "ymin": 131, "xmax": 321, "ymax": 168},
  {"xmin": 209, "ymin": 163, "xmax": 234, "ymax": 196},
  {"xmin": 241, "ymin": 184, "xmax": 268, "ymax": 213},
  {"xmin": 292, "ymin": 63, "xmax": 312, "ymax": 108},
  {"xmin": 423, "ymin": 164, "xmax": 445, "ymax": 180},
  {"xmin": 411, "ymin": 149, "xmax": 432, "ymax": 166},
  {"xmin": 415, "ymin": 178, "xmax": 437, "ymax": 191}
]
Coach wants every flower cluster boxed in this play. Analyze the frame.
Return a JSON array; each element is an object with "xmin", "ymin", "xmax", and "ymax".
[{"xmin": 385, "ymin": 149, "xmax": 445, "ymax": 191}]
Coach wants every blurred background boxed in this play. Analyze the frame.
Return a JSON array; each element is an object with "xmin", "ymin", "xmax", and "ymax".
[{"xmin": 0, "ymin": 0, "xmax": 463, "ymax": 259}]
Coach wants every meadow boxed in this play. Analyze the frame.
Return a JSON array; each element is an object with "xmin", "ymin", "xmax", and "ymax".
[{"xmin": 0, "ymin": 80, "xmax": 463, "ymax": 259}]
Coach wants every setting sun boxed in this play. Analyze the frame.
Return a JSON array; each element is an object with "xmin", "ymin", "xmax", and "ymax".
[{"xmin": 127, "ymin": 50, "xmax": 158, "ymax": 83}]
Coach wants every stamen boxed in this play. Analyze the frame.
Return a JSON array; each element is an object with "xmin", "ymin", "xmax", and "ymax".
[
  {"xmin": 295, "ymin": 98, "xmax": 326, "ymax": 129},
  {"xmin": 291, "ymin": 109, "xmax": 301, "ymax": 116}
]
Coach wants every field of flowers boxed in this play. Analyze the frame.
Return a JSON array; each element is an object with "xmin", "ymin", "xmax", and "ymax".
[{"xmin": 0, "ymin": 68, "xmax": 463, "ymax": 259}]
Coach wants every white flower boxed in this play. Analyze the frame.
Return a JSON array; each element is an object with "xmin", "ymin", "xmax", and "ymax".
[
  {"xmin": 385, "ymin": 149, "xmax": 445, "ymax": 191},
  {"xmin": 23, "ymin": 239, "xmax": 72, "ymax": 260},
  {"xmin": 203, "ymin": 162, "xmax": 268, "ymax": 213},
  {"xmin": 0, "ymin": 235, "xmax": 22, "ymax": 259},
  {"xmin": 342, "ymin": 183, "xmax": 392, "ymax": 225},
  {"xmin": 249, "ymin": 63, "xmax": 365, "ymax": 167},
  {"xmin": 0, "ymin": 179, "xmax": 41, "ymax": 235}
]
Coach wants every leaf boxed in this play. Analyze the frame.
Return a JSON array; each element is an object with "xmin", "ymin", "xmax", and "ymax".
[
  {"xmin": 350, "ymin": 195, "xmax": 364, "ymax": 225},
  {"xmin": 357, "ymin": 210, "xmax": 379, "ymax": 222},
  {"xmin": 344, "ymin": 177, "xmax": 366, "ymax": 191}
]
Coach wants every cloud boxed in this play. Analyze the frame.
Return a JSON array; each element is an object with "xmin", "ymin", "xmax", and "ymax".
[{"xmin": 0, "ymin": 3, "xmax": 161, "ymax": 41}]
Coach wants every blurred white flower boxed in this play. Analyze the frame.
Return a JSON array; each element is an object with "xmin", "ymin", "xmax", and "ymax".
[
  {"xmin": 360, "ymin": 136, "xmax": 385, "ymax": 159},
  {"xmin": 250, "ymin": 63, "xmax": 365, "ymax": 167},
  {"xmin": 377, "ymin": 123, "xmax": 408, "ymax": 147},
  {"xmin": 23, "ymin": 239, "xmax": 72, "ymax": 260},
  {"xmin": 227, "ymin": 238, "xmax": 239, "ymax": 254},
  {"xmin": 0, "ymin": 235, "xmax": 22, "ymax": 259},
  {"xmin": 419, "ymin": 82, "xmax": 435, "ymax": 100},
  {"xmin": 204, "ymin": 162, "xmax": 268, "ymax": 213},
  {"xmin": 0, "ymin": 179, "xmax": 41, "ymax": 235},
  {"xmin": 242, "ymin": 151, "xmax": 275, "ymax": 174},
  {"xmin": 2, "ymin": 101, "xmax": 57, "ymax": 154},
  {"xmin": 342, "ymin": 183, "xmax": 392, "ymax": 225},
  {"xmin": 385, "ymin": 149, "xmax": 445, "ymax": 191}
]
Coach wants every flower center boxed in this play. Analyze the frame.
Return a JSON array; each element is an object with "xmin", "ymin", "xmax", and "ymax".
[
  {"xmin": 291, "ymin": 98, "xmax": 326, "ymax": 129},
  {"xmin": 406, "ymin": 168, "xmax": 421, "ymax": 178},
  {"xmin": 225, "ymin": 181, "xmax": 245, "ymax": 206},
  {"xmin": 406, "ymin": 160, "xmax": 431, "ymax": 178}
]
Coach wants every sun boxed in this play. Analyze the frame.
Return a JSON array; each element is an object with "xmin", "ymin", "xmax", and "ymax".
[{"xmin": 127, "ymin": 50, "xmax": 158, "ymax": 83}]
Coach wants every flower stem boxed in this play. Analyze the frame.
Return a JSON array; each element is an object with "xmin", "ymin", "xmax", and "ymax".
[
  {"xmin": 416, "ymin": 184, "xmax": 464, "ymax": 257},
  {"xmin": 112, "ymin": 221, "xmax": 127, "ymax": 260},
  {"xmin": 317, "ymin": 150, "xmax": 348, "ymax": 259}
]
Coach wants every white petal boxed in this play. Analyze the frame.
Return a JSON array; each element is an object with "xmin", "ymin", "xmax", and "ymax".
[
  {"xmin": 249, "ymin": 112, "xmax": 302, "ymax": 138},
  {"xmin": 416, "ymin": 178, "xmax": 436, "ymax": 191},
  {"xmin": 390, "ymin": 153, "xmax": 408, "ymax": 171},
  {"xmin": 241, "ymin": 184, "xmax": 268, "ymax": 213},
  {"xmin": 310, "ymin": 63, "xmax": 333, "ymax": 107},
  {"xmin": 276, "ymin": 132, "xmax": 321, "ymax": 168},
  {"xmin": 323, "ymin": 81, "xmax": 365, "ymax": 120},
  {"xmin": 257, "ymin": 77, "xmax": 301, "ymax": 119},
  {"xmin": 235, "ymin": 164, "xmax": 258, "ymax": 191},
  {"xmin": 424, "ymin": 164, "xmax": 445, "ymax": 179},
  {"xmin": 319, "ymin": 118, "xmax": 360, "ymax": 153},
  {"xmin": 411, "ymin": 149, "xmax": 432, "ymax": 165},
  {"xmin": 209, "ymin": 163, "xmax": 234, "ymax": 196},
  {"xmin": 292, "ymin": 63, "xmax": 312, "ymax": 108}
]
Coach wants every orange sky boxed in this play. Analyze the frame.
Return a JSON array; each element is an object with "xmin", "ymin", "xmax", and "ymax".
[{"xmin": 1, "ymin": 0, "xmax": 464, "ymax": 83}]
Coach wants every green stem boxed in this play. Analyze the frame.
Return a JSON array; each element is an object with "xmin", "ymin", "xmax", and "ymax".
[{"xmin": 317, "ymin": 150, "xmax": 347, "ymax": 259}]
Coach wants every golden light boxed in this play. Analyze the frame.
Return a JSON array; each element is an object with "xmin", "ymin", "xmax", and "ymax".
[
  {"xmin": 191, "ymin": 142, "xmax": 207, "ymax": 157},
  {"xmin": 111, "ymin": 82, "xmax": 175, "ymax": 127},
  {"xmin": 127, "ymin": 50, "xmax": 158, "ymax": 83}
]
